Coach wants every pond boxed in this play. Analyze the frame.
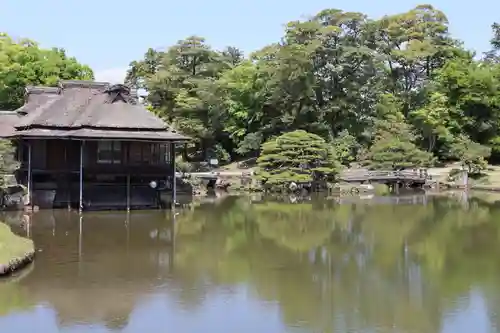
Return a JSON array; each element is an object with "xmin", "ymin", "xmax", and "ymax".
[{"xmin": 1, "ymin": 192, "xmax": 500, "ymax": 333}]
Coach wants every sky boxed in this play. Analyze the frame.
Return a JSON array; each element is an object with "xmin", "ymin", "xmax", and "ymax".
[{"xmin": 1, "ymin": 0, "xmax": 499, "ymax": 83}]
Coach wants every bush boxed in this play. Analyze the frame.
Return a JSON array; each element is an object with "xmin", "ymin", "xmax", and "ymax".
[
  {"xmin": 0, "ymin": 140, "xmax": 19, "ymax": 188},
  {"xmin": 257, "ymin": 130, "xmax": 341, "ymax": 187}
]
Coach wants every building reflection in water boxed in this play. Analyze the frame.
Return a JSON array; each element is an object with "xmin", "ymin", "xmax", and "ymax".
[{"xmin": 2, "ymin": 209, "xmax": 176, "ymax": 329}]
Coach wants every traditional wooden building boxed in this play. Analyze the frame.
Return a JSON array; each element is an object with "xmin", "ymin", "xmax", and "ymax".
[{"xmin": 0, "ymin": 80, "xmax": 190, "ymax": 210}]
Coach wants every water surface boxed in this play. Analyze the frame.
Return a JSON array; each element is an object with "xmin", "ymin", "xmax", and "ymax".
[{"xmin": 1, "ymin": 193, "xmax": 500, "ymax": 333}]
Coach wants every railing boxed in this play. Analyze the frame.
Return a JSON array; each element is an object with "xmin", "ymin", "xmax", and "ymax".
[{"xmin": 340, "ymin": 169, "xmax": 430, "ymax": 181}]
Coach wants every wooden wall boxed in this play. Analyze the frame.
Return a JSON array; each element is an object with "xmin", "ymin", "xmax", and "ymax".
[{"xmin": 22, "ymin": 139, "xmax": 174, "ymax": 175}]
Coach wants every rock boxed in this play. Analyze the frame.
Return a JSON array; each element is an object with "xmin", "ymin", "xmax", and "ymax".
[{"xmin": 215, "ymin": 178, "xmax": 231, "ymax": 190}]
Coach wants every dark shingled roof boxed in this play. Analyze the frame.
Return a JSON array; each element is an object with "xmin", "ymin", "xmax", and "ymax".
[
  {"xmin": 16, "ymin": 86, "xmax": 61, "ymax": 116},
  {"xmin": 0, "ymin": 111, "xmax": 21, "ymax": 137},
  {"xmin": 1, "ymin": 80, "xmax": 189, "ymax": 141}
]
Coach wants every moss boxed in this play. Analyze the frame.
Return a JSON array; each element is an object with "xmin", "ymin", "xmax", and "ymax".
[{"xmin": 0, "ymin": 222, "xmax": 34, "ymax": 267}]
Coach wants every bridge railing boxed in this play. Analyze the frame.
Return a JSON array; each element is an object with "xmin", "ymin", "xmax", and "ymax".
[{"xmin": 340, "ymin": 169, "xmax": 430, "ymax": 180}]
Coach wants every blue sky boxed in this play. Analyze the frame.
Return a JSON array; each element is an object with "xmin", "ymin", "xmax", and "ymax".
[{"xmin": 2, "ymin": 0, "xmax": 498, "ymax": 83}]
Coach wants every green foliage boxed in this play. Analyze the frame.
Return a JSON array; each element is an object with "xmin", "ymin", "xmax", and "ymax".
[
  {"xmin": 123, "ymin": 7, "xmax": 500, "ymax": 169},
  {"xmin": 485, "ymin": 23, "xmax": 500, "ymax": 63},
  {"xmin": 0, "ymin": 140, "xmax": 19, "ymax": 187},
  {"xmin": 0, "ymin": 33, "xmax": 94, "ymax": 110},
  {"xmin": 256, "ymin": 130, "xmax": 341, "ymax": 185},
  {"xmin": 410, "ymin": 92, "xmax": 453, "ymax": 153},
  {"xmin": 332, "ymin": 130, "xmax": 359, "ymax": 167},
  {"xmin": 126, "ymin": 36, "xmax": 243, "ymax": 161},
  {"xmin": 363, "ymin": 94, "xmax": 435, "ymax": 169},
  {"xmin": 449, "ymin": 135, "xmax": 492, "ymax": 173},
  {"xmin": 3, "ymin": 9, "xmax": 500, "ymax": 172},
  {"xmin": 364, "ymin": 134, "xmax": 435, "ymax": 170},
  {"xmin": 213, "ymin": 143, "xmax": 231, "ymax": 164}
]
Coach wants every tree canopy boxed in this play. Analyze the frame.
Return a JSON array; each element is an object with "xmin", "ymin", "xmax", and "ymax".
[
  {"xmin": 3, "ymin": 6, "xmax": 500, "ymax": 172},
  {"xmin": 256, "ymin": 130, "xmax": 340, "ymax": 185},
  {"xmin": 0, "ymin": 33, "xmax": 94, "ymax": 110},
  {"xmin": 125, "ymin": 5, "xmax": 500, "ymax": 170}
]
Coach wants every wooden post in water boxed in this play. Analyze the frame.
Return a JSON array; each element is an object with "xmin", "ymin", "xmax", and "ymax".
[
  {"xmin": 78, "ymin": 213, "xmax": 83, "ymax": 275},
  {"xmin": 125, "ymin": 210, "xmax": 130, "ymax": 254},
  {"xmin": 171, "ymin": 142, "xmax": 177, "ymax": 209},
  {"xmin": 25, "ymin": 214, "xmax": 31, "ymax": 238},
  {"xmin": 27, "ymin": 141, "xmax": 32, "ymax": 209},
  {"xmin": 64, "ymin": 143, "xmax": 71, "ymax": 210},
  {"xmin": 79, "ymin": 141, "xmax": 84, "ymax": 212},
  {"xmin": 171, "ymin": 211, "xmax": 176, "ymax": 270},
  {"xmin": 126, "ymin": 173, "xmax": 131, "ymax": 211}
]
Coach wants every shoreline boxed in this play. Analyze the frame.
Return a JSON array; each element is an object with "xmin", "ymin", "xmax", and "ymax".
[
  {"xmin": 451, "ymin": 185, "xmax": 500, "ymax": 192},
  {"xmin": 0, "ymin": 252, "xmax": 35, "ymax": 277},
  {"xmin": 0, "ymin": 222, "xmax": 35, "ymax": 277}
]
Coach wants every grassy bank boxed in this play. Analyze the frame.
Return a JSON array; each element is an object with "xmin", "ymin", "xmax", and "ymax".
[{"xmin": 0, "ymin": 223, "xmax": 34, "ymax": 275}]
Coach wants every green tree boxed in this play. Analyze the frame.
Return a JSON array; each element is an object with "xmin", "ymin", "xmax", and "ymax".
[
  {"xmin": 215, "ymin": 61, "xmax": 268, "ymax": 156},
  {"xmin": 332, "ymin": 130, "xmax": 360, "ymax": 166},
  {"xmin": 411, "ymin": 92, "xmax": 453, "ymax": 153},
  {"xmin": 125, "ymin": 7, "xmax": 500, "ymax": 169},
  {"xmin": 257, "ymin": 130, "xmax": 341, "ymax": 186},
  {"xmin": 433, "ymin": 58, "xmax": 500, "ymax": 147},
  {"xmin": 449, "ymin": 135, "xmax": 491, "ymax": 173},
  {"xmin": 0, "ymin": 33, "xmax": 93, "ymax": 110},
  {"xmin": 484, "ymin": 23, "xmax": 500, "ymax": 63},
  {"xmin": 365, "ymin": 133, "xmax": 435, "ymax": 170},
  {"xmin": 364, "ymin": 94, "xmax": 434, "ymax": 169},
  {"xmin": 374, "ymin": 5, "xmax": 459, "ymax": 115},
  {"xmin": 126, "ymin": 36, "xmax": 242, "ymax": 161},
  {"xmin": 0, "ymin": 140, "xmax": 19, "ymax": 187}
]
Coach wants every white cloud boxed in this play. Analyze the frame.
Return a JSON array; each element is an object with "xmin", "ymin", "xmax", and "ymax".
[{"xmin": 94, "ymin": 67, "xmax": 128, "ymax": 84}]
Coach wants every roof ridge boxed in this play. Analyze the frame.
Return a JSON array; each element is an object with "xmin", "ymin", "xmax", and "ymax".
[
  {"xmin": 25, "ymin": 86, "xmax": 61, "ymax": 95},
  {"xmin": 60, "ymin": 80, "xmax": 110, "ymax": 89}
]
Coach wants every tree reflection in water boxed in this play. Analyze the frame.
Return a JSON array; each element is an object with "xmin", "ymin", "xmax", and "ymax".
[
  {"xmin": 173, "ymin": 194, "xmax": 500, "ymax": 333},
  {"xmin": 2, "ymin": 193, "xmax": 500, "ymax": 332}
]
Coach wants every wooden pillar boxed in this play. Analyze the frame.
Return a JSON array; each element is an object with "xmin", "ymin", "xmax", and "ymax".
[
  {"xmin": 27, "ymin": 141, "xmax": 32, "ymax": 208},
  {"xmin": 78, "ymin": 213, "xmax": 83, "ymax": 275},
  {"xmin": 25, "ymin": 215, "xmax": 31, "ymax": 238},
  {"xmin": 125, "ymin": 210, "xmax": 130, "ymax": 253},
  {"xmin": 79, "ymin": 141, "xmax": 84, "ymax": 212},
  {"xmin": 170, "ymin": 211, "xmax": 176, "ymax": 270},
  {"xmin": 65, "ymin": 142, "xmax": 71, "ymax": 210},
  {"xmin": 126, "ymin": 173, "xmax": 131, "ymax": 211},
  {"xmin": 171, "ymin": 142, "xmax": 177, "ymax": 208}
]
